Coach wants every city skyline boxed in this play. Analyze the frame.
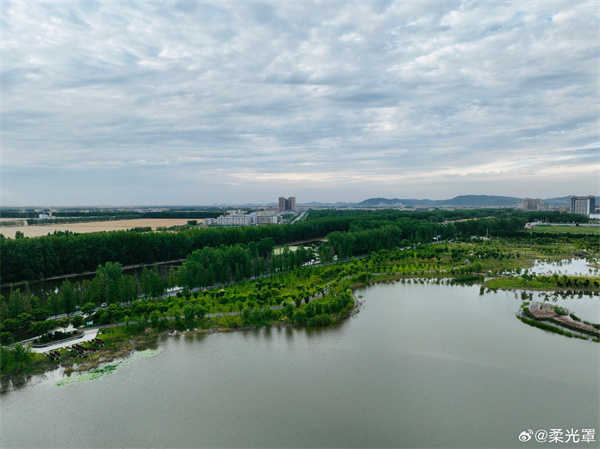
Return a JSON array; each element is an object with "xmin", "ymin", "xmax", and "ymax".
[{"xmin": 2, "ymin": 1, "xmax": 598, "ymax": 206}]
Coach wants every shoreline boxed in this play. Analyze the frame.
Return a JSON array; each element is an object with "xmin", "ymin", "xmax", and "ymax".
[
  {"xmin": 3, "ymin": 253, "xmax": 599, "ymax": 391},
  {"xmin": 519, "ymin": 302, "xmax": 600, "ymax": 341},
  {"xmin": 0, "ymin": 299, "xmax": 360, "ymax": 393},
  {"xmin": 2, "ymin": 271, "xmax": 598, "ymax": 393}
]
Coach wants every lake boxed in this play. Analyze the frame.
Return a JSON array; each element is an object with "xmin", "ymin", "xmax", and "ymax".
[
  {"xmin": 1, "ymin": 280, "xmax": 598, "ymax": 448},
  {"xmin": 529, "ymin": 258, "xmax": 599, "ymax": 277}
]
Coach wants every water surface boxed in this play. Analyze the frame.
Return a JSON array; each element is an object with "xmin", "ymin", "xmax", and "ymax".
[{"xmin": 1, "ymin": 281, "xmax": 598, "ymax": 448}]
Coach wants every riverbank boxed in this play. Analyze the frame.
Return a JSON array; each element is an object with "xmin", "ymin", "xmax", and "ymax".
[
  {"xmin": 3, "ymin": 243, "xmax": 599, "ymax": 390},
  {"xmin": 0, "ymin": 291, "xmax": 359, "ymax": 392},
  {"xmin": 0, "ymin": 330, "xmax": 161, "ymax": 393}
]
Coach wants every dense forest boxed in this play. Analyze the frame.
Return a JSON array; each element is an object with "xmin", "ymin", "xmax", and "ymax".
[
  {"xmin": 0, "ymin": 216, "xmax": 351, "ymax": 283},
  {"xmin": 0, "ymin": 208, "xmax": 589, "ymax": 284}
]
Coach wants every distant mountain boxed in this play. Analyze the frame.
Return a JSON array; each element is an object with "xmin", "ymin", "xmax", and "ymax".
[
  {"xmin": 541, "ymin": 196, "xmax": 572, "ymax": 207},
  {"xmin": 301, "ymin": 201, "xmax": 356, "ymax": 207},
  {"xmin": 444, "ymin": 195, "xmax": 522, "ymax": 207},
  {"xmin": 356, "ymin": 195, "xmax": 523, "ymax": 208}
]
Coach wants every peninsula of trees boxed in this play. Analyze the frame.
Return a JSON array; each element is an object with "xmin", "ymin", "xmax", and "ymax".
[{"xmin": 1, "ymin": 208, "xmax": 598, "ymax": 380}]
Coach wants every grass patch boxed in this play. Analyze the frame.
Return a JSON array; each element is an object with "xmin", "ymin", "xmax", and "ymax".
[{"xmin": 531, "ymin": 225, "xmax": 600, "ymax": 235}]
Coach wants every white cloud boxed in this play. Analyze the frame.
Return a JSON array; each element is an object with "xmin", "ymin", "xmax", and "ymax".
[{"xmin": 1, "ymin": 0, "xmax": 598, "ymax": 206}]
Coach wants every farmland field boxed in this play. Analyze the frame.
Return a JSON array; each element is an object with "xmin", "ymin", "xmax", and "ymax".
[{"xmin": 0, "ymin": 219, "xmax": 198, "ymax": 238}]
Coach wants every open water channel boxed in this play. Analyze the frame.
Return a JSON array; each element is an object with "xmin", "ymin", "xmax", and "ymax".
[{"xmin": 1, "ymin": 263, "xmax": 599, "ymax": 448}]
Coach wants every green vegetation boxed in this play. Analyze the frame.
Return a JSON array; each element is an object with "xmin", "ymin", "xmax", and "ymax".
[
  {"xmin": 486, "ymin": 273, "xmax": 600, "ymax": 291},
  {"xmin": 2, "ymin": 208, "xmax": 590, "ymax": 284},
  {"xmin": 516, "ymin": 316, "xmax": 583, "ymax": 339},
  {"xmin": 518, "ymin": 308, "xmax": 600, "ymax": 341},
  {"xmin": 530, "ymin": 225, "xmax": 600, "ymax": 235},
  {"xmin": 2, "ymin": 208, "xmax": 599, "ymax": 379}
]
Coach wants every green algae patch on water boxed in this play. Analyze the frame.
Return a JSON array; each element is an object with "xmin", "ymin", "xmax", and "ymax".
[{"xmin": 56, "ymin": 347, "xmax": 163, "ymax": 387}]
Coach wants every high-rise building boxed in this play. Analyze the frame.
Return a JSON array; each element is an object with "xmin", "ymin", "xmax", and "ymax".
[
  {"xmin": 570, "ymin": 196, "xmax": 596, "ymax": 215},
  {"xmin": 278, "ymin": 196, "xmax": 296, "ymax": 211},
  {"xmin": 523, "ymin": 197, "xmax": 549, "ymax": 211},
  {"xmin": 523, "ymin": 198, "xmax": 540, "ymax": 211}
]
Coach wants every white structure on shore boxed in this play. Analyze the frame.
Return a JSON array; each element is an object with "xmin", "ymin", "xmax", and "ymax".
[{"xmin": 204, "ymin": 210, "xmax": 278, "ymax": 227}]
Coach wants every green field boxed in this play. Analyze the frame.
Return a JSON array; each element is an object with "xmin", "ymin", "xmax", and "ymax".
[{"xmin": 530, "ymin": 225, "xmax": 600, "ymax": 235}]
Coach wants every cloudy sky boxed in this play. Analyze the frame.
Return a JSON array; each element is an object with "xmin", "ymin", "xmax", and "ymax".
[{"xmin": 2, "ymin": 1, "xmax": 598, "ymax": 206}]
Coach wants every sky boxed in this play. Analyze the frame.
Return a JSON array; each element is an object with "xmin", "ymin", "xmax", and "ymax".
[{"xmin": 2, "ymin": 0, "xmax": 599, "ymax": 206}]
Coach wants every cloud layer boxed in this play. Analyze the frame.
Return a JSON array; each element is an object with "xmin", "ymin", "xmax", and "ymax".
[{"xmin": 2, "ymin": 0, "xmax": 598, "ymax": 205}]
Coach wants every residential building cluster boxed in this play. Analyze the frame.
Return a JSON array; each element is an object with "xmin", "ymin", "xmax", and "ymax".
[
  {"xmin": 203, "ymin": 196, "xmax": 298, "ymax": 227},
  {"xmin": 203, "ymin": 210, "xmax": 279, "ymax": 227},
  {"xmin": 279, "ymin": 196, "xmax": 296, "ymax": 212},
  {"xmin": 523, "ymin": 198, "xmax": 549, "ymax": 211},
  {"xmin": 523, "ymin": 196, "xmax": 598, "ymax": 217}
]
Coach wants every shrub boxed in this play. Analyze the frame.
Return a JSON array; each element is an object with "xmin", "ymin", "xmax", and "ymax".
[
  {"xmin": 71, "ymin": 315, "xmax": 84, "ymax": 327},
  {"xmin": 308, "ymin": 314, "xmax": 333, "ymax": 327},
  {"xmin": 219, "ymin": 316, "xmax": 242, "ymax": 328},
  {"xmin": 0, "ymin": 331, "xmax": 14, "ymax": 345},
  {"xmin": 554, "ymin": 306, "xmax": 567, "ymax": 316},
  {"xmin": 292, "ymin": 309, "xmax": 308, "ymax": 326}
]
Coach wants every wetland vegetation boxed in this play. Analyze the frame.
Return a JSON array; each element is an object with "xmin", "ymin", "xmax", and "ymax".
[{"xmin": 2, "ymin": 208, "xmax": 599, "ymax": 383}]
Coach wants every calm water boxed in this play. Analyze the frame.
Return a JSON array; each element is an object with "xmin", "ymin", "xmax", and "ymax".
[
  {"xmin": 529, "ymin": 258, "xmax": 599, "ymax": 277},
  {"xmin": 1, "ymin": 281, "xmax": 598, "ymax": 448}
]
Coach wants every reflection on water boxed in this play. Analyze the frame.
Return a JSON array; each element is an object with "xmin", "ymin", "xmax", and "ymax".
[
  {"xmin": 530, "ymin": 258, "xmax": 599, "ymax": 276},
  {"xmin": 1, "ymin": 281, "xmax": 597, "ymax": 448}
]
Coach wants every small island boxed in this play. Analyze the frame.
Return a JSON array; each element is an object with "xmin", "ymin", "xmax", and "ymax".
[{"xmin": 519, "ymin": 302, "xmax": 600, "ymax": 341}]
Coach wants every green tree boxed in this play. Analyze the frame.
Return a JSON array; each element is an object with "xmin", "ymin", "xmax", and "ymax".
[
  {"xmin": 141, "ymin": 268, "xmax": 165, "ymax": 299},
  {"xmin": 71, "ymin": 315, "xmax": 84, "ymax": 327},
  {"xmin": 28, "ymin": 320, "xmax": 56, "ymax": 337},
  {"xmin": 172, "ymin": 306, "xmax": 182, "ymax": 324},
  {"xmin": 58, "ymin": 317, "xmax": 70, "ymax": 330},
  {"xmin": 31, "ymin": 308, "xmax": 49, "ymax": 322},
  {"xmin": 195, "ymin": 305, "xmax": 207, "ymax": 320},
  {"xmin": 294, "ymin": 295, "xmax": 302, "ymax": 308},
  {"xmin": 1, "ymin": 318, "xmax": 21, "ymax": 333},
  {"xmin": 284, "ymin": 303, "xmax": 295, "ymax": 320},
  {"xmin": 7, "ymin": 290, "xmax": 25, "ymax": 319},
  {"xmin": 0, "ymin": 332, "xmax": 14, "ymax": 345},
  {"xmin": 292, "ymin": 309, "xmax": 308, "ymax": 326},
  {"xmin": 11, "ymin": 343, "xmax": 33, "ymax": 370},
  {"xmin": 150, "ymin": 310, "xmax": 161, "ymax": 328},
  {"xmin": 183, "ymin": 305, "xmax": 196, "ymax": 327},
  {"xmin": 59, "ymin": 280, "xmax": 76, "ymax": 316},
  {"xmin": 81, "ymin": 302, "xmax": 97, "ymax": 316},
  {"xmin": 45, "ymin": 292, "xmax": 61, "ymax": 318}
]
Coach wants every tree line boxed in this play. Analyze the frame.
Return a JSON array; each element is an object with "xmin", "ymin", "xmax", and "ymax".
[
  {"xmin": 2, "ymin": 207, "xmax": 597, "ymax": 347},
  {"xmin": 0, "ymin": 216, "xmax": 355, "ymax": 284},
  {"xmin": 2, "ymin": 209, "xmax": 588, "ymax": 285}
]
